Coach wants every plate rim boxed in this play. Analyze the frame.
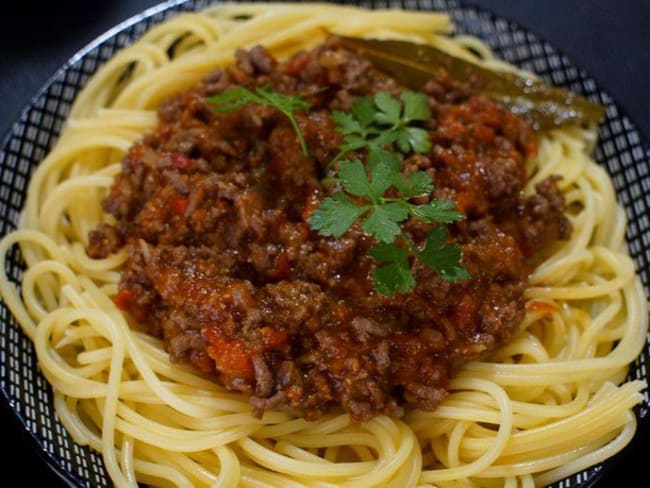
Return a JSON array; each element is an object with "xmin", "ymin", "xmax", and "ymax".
[{"xmin": 0, "ymin": 1, "xmax": 647, "ymax": 486}]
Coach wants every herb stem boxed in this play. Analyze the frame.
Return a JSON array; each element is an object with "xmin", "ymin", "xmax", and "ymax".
[
  {"xmin": 286, "ymin": 112, "xmax": 309, "ymax": 156},
  {"xmin": 400, "ymin": 231, "xmax": 416, "ymax": 253},
  {"xmin": 325, "ymin": 143, "xmax": 365, "ymax": 173},
  {"xmin": 326, "ymin": 149, "xmax": 349, "ymax": 172},
  {"xmin": 209, "ymin": 86, "xmax": 311, "ymax": 157}
]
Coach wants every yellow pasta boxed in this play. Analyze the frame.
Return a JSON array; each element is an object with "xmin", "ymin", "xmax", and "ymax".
[{"xmin": 0, "ymin": 3, "xmax": 646, "ymax": 487}]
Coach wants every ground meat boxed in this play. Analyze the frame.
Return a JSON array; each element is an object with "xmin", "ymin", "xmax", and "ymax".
[
  {"xmin": 168, "ymin": 329, "xmax": 203, "ymax": 363},
  {"xmin": 89, "ymin": 38, "xmax": 571, "ymax": 422},
  {"xmin": 252, "ymin": 355, "xmax": 274, "ymax": 397},
  {"xmin": 88, "ymin": 223, "xmax": 123, "ymax": 259}
]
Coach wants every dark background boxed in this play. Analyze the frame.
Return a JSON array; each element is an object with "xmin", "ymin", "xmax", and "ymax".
[{"xmin": 0, "ymin": 1, "xmax": 648, "ymax": 486}]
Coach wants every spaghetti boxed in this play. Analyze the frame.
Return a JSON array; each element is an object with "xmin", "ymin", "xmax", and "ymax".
[{"xmin": 0, "ymin": 3, "xmax": 647, "ymax": 487}]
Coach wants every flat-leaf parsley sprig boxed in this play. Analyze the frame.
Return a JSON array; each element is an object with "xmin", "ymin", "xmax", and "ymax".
[
  {"xmin": 209, "ymin": 85, "xmax": 468, "ymax": 294},
  {"xmin": 209, "ymin": 86, "xmax": 311, "ymax": 155},
  {"xmin": 309, "ymin": 91, "xmax": 469, "ymax": 295},
  {"xmin": 328, "ymin": 90, "xmax": 432, "ymax": 168}
]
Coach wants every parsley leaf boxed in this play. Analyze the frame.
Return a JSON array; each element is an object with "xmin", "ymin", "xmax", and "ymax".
[
  {"xmin": 373, "ymin": 92, "xmax": 402, "ymax": 126},
  {"xmin": 308, "ymin": 90, "xmax": 470, "ymax": 294},
  {"xmin": 401, "ymin": 91, "xmax": 432, "ymax": 122},
  {"xmin": 414, "ymin": 227, "xmax": 470, "ymax": 282},
  {"xmin": 331, "ymin": 111, "xmax": 364, "ymax": 136},
  {"xmin": 209, "ymin": 86, "xmax": 266, "ymax": 112},
  {"xmin": 394, "ymin": 171, "xmax": 434, "ymax": 198},
  {"xmin": 209, "ymin": 86, "xmax": 311, "ymax": 155},
  {"xmin": 370, "ymin": 243, "xmax": 415, "ymax": 295},
  {"xmin": 397, "ymin": 126, "xmax": 431, "ymax": 154},
  {"xmin": 351, "ymin": 96, "xmax": 376, "ymax": 128},
  {"xmin": 362, "ymin": 203, "xmax": 409, "ymax": 243},
  {"xmin": 410, "ymin": 199, "xmax": 464, "ymax": 223},
  {"xmin": 328, "ymin": 90, "xmax": 433, "ymax": 168},
  {"xmin": 367, "ymin": 147, "xmax": 400, "ymax": 196},
  {"xmin": 338, "ymin": 160, "xmax": 372, "ymax": 197},
  {"xmin": 209, "ymin": 85, "xmax": 467, "ymax": 294},
  {"xmin": 307, "ymin": 192, "xmax": 369, "ymax": 238},
  {"xmin": 255, "ymin": 86, "xmax": 310, "ymax": 113}
]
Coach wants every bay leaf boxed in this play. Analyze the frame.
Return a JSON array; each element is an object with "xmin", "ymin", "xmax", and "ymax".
[{"xmin": 339, "ymin": 36, "xmax": 605, "ymax": 131}]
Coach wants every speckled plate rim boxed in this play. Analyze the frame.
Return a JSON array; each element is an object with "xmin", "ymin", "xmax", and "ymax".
[{"xmin": 0, "ymin": 1, "xmax": 648, "ymax": 486}]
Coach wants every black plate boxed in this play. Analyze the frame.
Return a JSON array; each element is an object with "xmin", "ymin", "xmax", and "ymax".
[{"xmin": 1, "ymin": 1, "xmax": 648, "ymax": 486}]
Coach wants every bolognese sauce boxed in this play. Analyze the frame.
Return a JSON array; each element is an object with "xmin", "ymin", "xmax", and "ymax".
[{"xmin": 88, "ymin": 38, "xmax": 570, "ymax": 421}]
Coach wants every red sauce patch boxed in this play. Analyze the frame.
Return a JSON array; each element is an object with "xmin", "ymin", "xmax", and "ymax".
[{"xmin": 88, "ymin": 39, "xmax": 571, "ymax": 421}]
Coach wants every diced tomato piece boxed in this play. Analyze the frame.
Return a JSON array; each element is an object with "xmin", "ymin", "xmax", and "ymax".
[
  {"xmin": 526, "ymin": 300, "xmax": 558, "ymax": 317},
  {"xmin": 207, "ymin": 336, "xmax": 255, "ymax": 379},
  {"xmin": 203, "ymin": 323, "xmax": 287, "ymax": 380},
  {"xmin": 113, "ymin": 288, "xmax": 148, "ymax": 322},
  {"xmin": 172, "ymin": 197, "xmax": 189, "ymax": 215},
  {"xmin": 113, "ymin": 288, "xmax": 136, "ymax": 311},
  {"xmin": 259, "ymin": 326, "xmax": 288, "ymax": 351}
]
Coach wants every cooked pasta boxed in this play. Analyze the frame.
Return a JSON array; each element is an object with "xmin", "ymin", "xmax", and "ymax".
[{"xmin": 0, "ymin": 3, "xmax": 646, "ymax": 487}]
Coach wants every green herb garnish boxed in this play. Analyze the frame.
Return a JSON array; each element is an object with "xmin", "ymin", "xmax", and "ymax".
[
  {"xmin": 309, "ymin": 91, "xmax": 469, "ymax": 295},
  {"xmin": 209, "ymin": 85, "xmax": 468, "ymax": 294},
  {"xmin": 209, "ymin": 86, "xmax": 311, "ymax": 155},
  {"xmin": 329, "ymin": 90, "xmax": 432, "ymax": 167}
]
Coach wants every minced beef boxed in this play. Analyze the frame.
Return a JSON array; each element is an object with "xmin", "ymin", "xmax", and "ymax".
[{"xmin": 88, "ymin": 38, "xmax": 570, "ymax": 422}]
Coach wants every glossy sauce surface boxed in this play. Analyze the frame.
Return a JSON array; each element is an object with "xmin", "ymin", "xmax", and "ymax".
[{"xmin": 89, "ymin": 39, "xmax": 570, "ymax": 421}]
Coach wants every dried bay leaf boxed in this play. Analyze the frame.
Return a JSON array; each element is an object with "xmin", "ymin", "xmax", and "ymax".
[{"xmin": 339, "ymin": 36, "xmax": 605, "ymax": 131}]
